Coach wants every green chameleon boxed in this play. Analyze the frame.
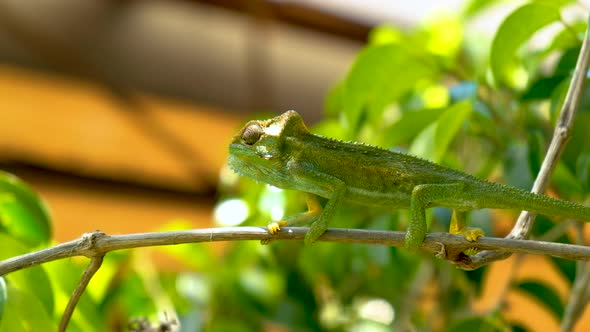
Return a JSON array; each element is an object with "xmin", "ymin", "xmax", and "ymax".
[{"xmin": 228, "ymin": 110, "xmax": 590, "ymax": 250}]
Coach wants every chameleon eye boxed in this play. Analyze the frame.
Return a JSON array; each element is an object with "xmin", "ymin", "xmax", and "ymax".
[{"xmin": 242, "ymin": 123, "xmax": 263, "ymax": 145}]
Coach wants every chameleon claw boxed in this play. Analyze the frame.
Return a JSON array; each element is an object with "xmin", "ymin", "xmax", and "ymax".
[
  {"xmin": 463, "ymin": 247, "xmax": 479, "ymax": 256},
  {"xmin": 267, "ymin": 221, "xmax": 287, "ymax": 234},
  {"xmin": 459, "ymin": 227, "xmax": 483, "ymax": 255},
  {"xmin": 462, "ymin": 227, "xmax": 484, "ymax": 242},
  {"xmin": 261, "ymin": 221, "xmax": 288, "ymax": 244}
]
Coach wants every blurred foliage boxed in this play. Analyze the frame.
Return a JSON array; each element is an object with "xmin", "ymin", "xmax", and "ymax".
[{"xmin": 1, "ymin": 1, "xmax": 590, "ymax": 331}]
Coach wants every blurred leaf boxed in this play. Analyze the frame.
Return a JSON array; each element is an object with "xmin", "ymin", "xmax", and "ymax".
[
  {"xmin": 552, "ymin": 162, "xmax": 584, "ymax": 198},
  {"xmin": 555, "ymin": 47, "xmax": 581, "ymax": 75},
  {"xmin": 313, "ymin": 119, "xmax": 349, "ymax": 141},
  {"xmin": 0, "ymin": 277, "xmax": 5, "ymax": 320},
  {"xmin": 550, "ymin": 257, "xmax": 576, "ymax": 285},
  {"xmin": 514, "ymin": 280, "xmax": 563, "ymax": 319},
  {"xmin": 155, "ymin": 220, "xmax": 217, "ymax": 271},
  {"xmin": 462, "ymin": 0, "xmax": 502, "ymax": 18},
  {"xmin": 527, "ymin": 130, "xmax": 545, "ymax": 176},
  {"xmin": 547, "ymin": 22, "xmax": 585, "ymax": 53},
  {"xmin": 503, "ymin": 143, "xmax": 534, "ymax": 190},
  {"xmin": 381, "ymin": 108, "xmax": 444, "ymax": 147},
  {"xmin": 324, "ymin": 82, "xmax": 344, "ymax": 117},
  {"xmin": 576, "ymin": 152, "xmax": 590, "ymax": 193},
  {"xmin": 44, "ymin": 258, "xmax": 107, "ymax": 332},
  {"xmin": 424, "ymin": 15, "xmax": 463, "ymax": 58},
  {"xmin": 410, "ymin": 101, "xmax": 472, "ymax": 162},
  {"xmin": 0, "ymin": 285, "xmax": 55, "ymax": 331},
  {"xmin": 0, "ymin": 233, "xmax": 54, "ymax": 316},
  {"xmin": 368, "ymin": 25, "xmax": 402, "ymax": 46},
  {"xmin": 0, "ymin": 171, "xmax": 51, "ymax": 246},
  {"xmin": 491, "ymin": 3, "xmax": 561, "ymax": 86},
  {"xmin": 446, "ymin": 315, "xmax": 506, "ymax": 332},
  {"xmin": 343, "ymin": 44, "xmax": 437, "ymax": 133},
  {"xmin": 433, "ymin": 101, "xmax": 472, "ymax": 162},
  {"xmin": 521, "ymin": 75, "xmax": 567, "ymax": 100}
]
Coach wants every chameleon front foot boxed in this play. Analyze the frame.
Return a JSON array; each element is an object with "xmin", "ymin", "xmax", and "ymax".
[{"xmin": 261, "ymin": 221, "xmax": 287, "ymax": 244}]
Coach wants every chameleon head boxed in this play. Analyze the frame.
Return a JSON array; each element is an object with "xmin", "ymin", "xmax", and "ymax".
[{"xmin": 227, "ymin": 110, "xmax": 308, "ymax": 189}]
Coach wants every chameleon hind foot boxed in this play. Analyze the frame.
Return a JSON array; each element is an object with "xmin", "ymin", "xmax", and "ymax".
[
  {"xmin": 456, "ymin": 228, "xmax": 484, "ymax": 255},
  {"xmin": 461, "ymin": 227, "xmax": 484, "ymax": 242},
  {"xmin": 449, "ymin": 210, "xmax": 483, "ymax": 255}
]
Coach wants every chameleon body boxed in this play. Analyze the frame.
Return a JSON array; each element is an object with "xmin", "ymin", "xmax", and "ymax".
[{"xmin": 228, "ymin": 110, "xmax": 590, "ymax": 249}]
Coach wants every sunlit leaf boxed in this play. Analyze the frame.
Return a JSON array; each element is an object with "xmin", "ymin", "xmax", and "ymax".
[
  {"xmin": 433, "ymin": 101, "xmax": 472, "ymax": 162},
  {"xmin": 368, "ymin": 25, "xmax": 402, "ymax": 46},
  {"xmin": 515, "ymin": 280, "xmax": 563, "ymax": 319},
  {"xmin": 491, "ymin": 3, "xmax": 561, "ymax": 86},
  {"xmin": 0, "ymin": 285, "xmax": 55, "ymax": 331},
  {"xmin": 381, "ymin": 108, "xmax": 444, "ymax": 147},
  {"xmin": 0, "ymin": 171, "xmax": 52, "ymax": 246},
  {"xmin": 547, "ymin": 22, "xmax": 585, "ymax": 53},
  {"xmin": 155, "ymin": 220, "xmax": 217, "ymax": 271},
  {"xmin": 343, "ymin": 44, "xmax": 437, "ymax": 133},
  {"xmin": 324, "ymin": 82, "xmax": 344, "ymax": 117},
  {"xmin": 410, "ymin": 101, "xmax": 472, "ymax": 162},
  {"xmin": 0, "ymin": 234, "xmax": 54, "ymax": 316},
  {"xmin": 462, "ymin": 0, "xmax": 503, "ymax": 18}
]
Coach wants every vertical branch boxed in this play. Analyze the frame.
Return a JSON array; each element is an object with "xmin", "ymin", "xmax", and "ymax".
[{"xmin": 58, "ymin": 256, "xmax": 104, "ymax": 332}]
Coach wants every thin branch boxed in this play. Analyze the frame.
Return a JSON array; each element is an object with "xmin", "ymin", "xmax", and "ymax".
[
  {"xmin": 58, "ymin": 255, "xmax": 104, "ymax": 332},
  {"xmin": 561, "ymin": 263, "xmax": 590, "ymax": 332},
  {"xmin": 462, "ymin": 14, "xmax": 590, "ymax": 269},
  {"xmin": 3, "ymin": 227, "xmax": 590, "ymax": 276}
]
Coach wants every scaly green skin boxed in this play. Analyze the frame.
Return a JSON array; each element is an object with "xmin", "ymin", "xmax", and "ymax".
[{"xmin": 228, "ymin": 110, "xmax": 590, "ymax": 249}]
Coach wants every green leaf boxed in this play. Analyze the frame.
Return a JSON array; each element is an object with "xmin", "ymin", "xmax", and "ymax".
[
  {"xmin": 521, "ymin": 75, "xmax": 567, "ymax": 100},
  {"xmin": 491, "ymin": 3, "xmax": 561, "ymax": 86},
  {"xmin": 155, "ymin": 220, "xmax": 217, "ymax": 271},
  {"xmin": 381, "ymin": 108, "xmax": 444, "ymax": 147},
  {"xmin": 446, "ymin": 315, "xmax": 506, "ymax": 332},
  {"xmin": 324, "ymin": 82, "xmax": 344, "ymax": 117},
  {"xmin": 45, "ymin": 259, "xmax": 107, "ymax": 331},
  {"xmin": 0, "ymin": 285, "xmax": 55, "ymax": 331},
  {"xmin": 462, "ymin": 0, "xmax": 501, "ymax": 18},
  {"xmin": 577, "ymin": 153, "xmax": 590, "ymax": 193},
  {"xmin": 343, "ymin": 44, "xmax": 436, "ymax": 133},
  {"xmin": 547, "ymin": 22, "xmax": 585, "ymax": 53},
  {"xmin": 0, "ymin": 277, "xmax": 5, "ymax": 320},
  {"xmin": 553, "ymin": 161, "xmax": 584, "ymax": 197},
  {"xmin": 515, "ymin": 280, "xmax": 564, "ymax": 319},
  {"xmin": 503, "ymin": 143, "xmax": 534, "ymax": 190},
  {"xmin": 0, "ymin": 234, "xmax": 54, "ymax": 316},
  {"xmin": 411, "ymin": 101, "xmax": 472, "ymax": 162},
  {"xmin": 433, "ymin": 101, "xmax": 472, "ymax": 162},
  {"xmin": 527, "ymin": 130, "xmax": 545, "ymax": 176},
  {"xmin": 0, "ymin": 171, "xmax": 52, "ymax": 246}
]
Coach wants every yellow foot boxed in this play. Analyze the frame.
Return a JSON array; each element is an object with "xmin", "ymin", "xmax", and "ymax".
[
  {"xmin": 462, "ymin": 227, "xmax": 484, "ymax": 242},
  {"xmin": 261, "ymin": 221, "xmax": 287, "ymax": 245},
  {"xmin": 267, "ymin": 221, "xmax": 287, "ymax": 234},
  {"xmin": 460, "ymin": 227, "xmax": 484, "ymax": 256}
]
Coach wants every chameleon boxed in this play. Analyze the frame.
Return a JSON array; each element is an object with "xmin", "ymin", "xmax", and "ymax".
[{"xmin": 227, "ymin": 110, "xmax": 590, "ymax": 250}]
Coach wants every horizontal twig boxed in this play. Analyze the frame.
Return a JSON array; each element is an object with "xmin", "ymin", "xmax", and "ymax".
[{"xmin": 0, "ymin": 227, "xmax": 589, "ymax": 274}]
